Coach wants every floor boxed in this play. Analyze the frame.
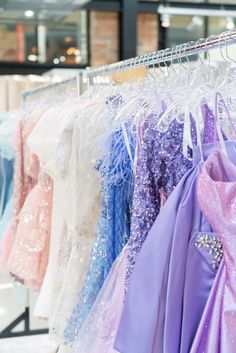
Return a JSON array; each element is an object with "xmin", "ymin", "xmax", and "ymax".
[
  {"xmin": 0, "ymin": 335, "xmax": 58, "ymax": 353},
  {"xmin": 0, "ymin": 272, "xmax": 47, "ymax": 332},
  {"xmin": 0, "ymin": 272, "xmax": 52, "ymax": 352}
]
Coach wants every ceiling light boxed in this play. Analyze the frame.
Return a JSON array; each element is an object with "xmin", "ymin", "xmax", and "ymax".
[
  {"xmin": 187, "ymin": 15, "xmax": 204, "ymax": 31},
  {"xmin": 64, "ymin": 36, "xmax": 73, "ymax": 43},
  {"xmin": 24, "ymin": 10, "xmax": 34, "ymax": 18},
  {"xmin": 161, "ymin": 13, "xmax": 170, "ymax": 28},
  {"xmin": 53, "ymin": 58, "xmax": 60, "ymax": 64},
  {"xmin": 158, "ymin": 5, "xmax": 236, "ymax": 18},
  {"xmin": 60, "ymin": 56, "xmax": 66, "ymax": 62},
  {"xmin": 192, "ymin": 16, "xmax": 203, "ymax": 27},
  {"xmin": 66, "ymin": 47, "xmax": 80, "ymax": 56},
  {"xmin": 28, "ymin": 54, "xmax": 38, "ymax": 62},
  {"xmin": 226, "ymin": 17, "xmax": 235, "ymax": 30}
]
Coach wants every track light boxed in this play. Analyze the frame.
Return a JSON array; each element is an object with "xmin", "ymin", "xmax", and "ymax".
[{"xmin": 161, "ymin": 13, "xmax": 170, "ymax": 28}]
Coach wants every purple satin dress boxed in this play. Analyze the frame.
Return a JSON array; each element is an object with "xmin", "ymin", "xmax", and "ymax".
[
  {"xmin": 190, "ymin": 149, "xmax": 236, "ymax": 353},
  {"xmin": 115, "ymin": 141, "xmax": 236, "ymax": 353}
]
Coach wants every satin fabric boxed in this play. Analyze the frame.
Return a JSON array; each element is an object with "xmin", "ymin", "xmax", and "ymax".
[
  {"xmin": 190, "ymin": 149, "xmax": 236, "ymax": 353},
  {"xmin": 115, "ymin": 141, "xmax": 236, "ymax": 353}
]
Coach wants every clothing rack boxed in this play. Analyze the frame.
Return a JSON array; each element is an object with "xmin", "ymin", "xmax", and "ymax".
[
  {"xmin": 86, "ymin": 30, "xmax": 236, "ymax": 77},
  {"xmin": 22, "ymin": 72, "xmax": 84, "ymax": 101},
  {"xmin": 1, "ymin": 29, "xmax": 236, "ymax": 340},
  {"xmin": 22, "ymin": 77, "xmax": 76, "ymax": 99}
]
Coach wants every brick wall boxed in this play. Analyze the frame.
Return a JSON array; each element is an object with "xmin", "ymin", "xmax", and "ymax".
[
  {"xmin": 89, "ymin": 11, "xmax": 158, "ymax": 67},
  {"xmin": 89, "ymin": 11, "xmax": 119, "ymax": 67},
  {"xmin": 137, "ymin": 13, "xmax": 158, "ymax": 56}
]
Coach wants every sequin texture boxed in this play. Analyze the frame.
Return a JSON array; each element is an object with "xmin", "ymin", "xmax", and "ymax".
[
  {"xmin": 195, "ymin": 233, "xmax": 223, "ymax": 270},
  {"xmin": 125, "ymin": 118, "xmax": 193, "ymax": 290}
]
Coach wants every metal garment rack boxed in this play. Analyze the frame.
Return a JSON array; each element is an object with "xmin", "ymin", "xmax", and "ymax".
[
  {"xmin": 1, "ymin": 29, "xmax": 236, "ymax": 339},
  {"xmin": 22, "ymin": 74, "xmax": 83, "ymax": 101},
  {"xmin": 86, "ymin": 30, "xmax": 236, "ymax": 77},
  {"xmin": 0, "ymin": 74, "xmax": 84, "ymax": 340},
  {"xmin": 0, "ymin": 291, "xmax": 48, "ymax": 339}
]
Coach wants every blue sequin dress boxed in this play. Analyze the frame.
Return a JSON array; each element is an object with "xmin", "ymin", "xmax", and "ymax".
[{"xmin": 64, "ymin": 126, "xmax": 136, "ymax": 343}]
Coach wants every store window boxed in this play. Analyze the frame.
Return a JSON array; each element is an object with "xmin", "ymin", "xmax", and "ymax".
[
  {"xmin": 166, "ymin": 15, "xmax": 205, "ymax": 49},
  {"xmin": 46, "ymin": 10, "xmax": 88, "ymax": 65},
  {"xmin": 208, "ymin": 16, "xmax": 235, "ymax": 35},
  {"xmin": 0, "ymin": 10, "xmax": 88, "ymax": 65}
]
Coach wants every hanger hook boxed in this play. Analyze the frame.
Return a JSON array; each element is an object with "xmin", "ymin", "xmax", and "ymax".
[
  {"xmin": 170, "ymin": 45, "xmax": 177, "ymax": 73},
  {"xmin": 225, "ymin": 30, "xmax": 236, "ymax": 64},
  {"xmin": 195, "ymin": 38, "xmax": 205, "ymax": 65},
  {"xmin": 178, "ymin": 43, "xmax": 184, "ymax": 68},
  {"xmin": 218, "ymin": 31, "xmax": 227, "ymax": 63},
  {"xmin": 205, "ymin": 35, "xmax": 214, "ymax": 81}
]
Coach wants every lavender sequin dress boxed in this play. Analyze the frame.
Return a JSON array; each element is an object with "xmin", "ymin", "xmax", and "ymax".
[
  {"xmin": 125, "ymin": 103, "xmax": 225, "ymax": 289},
  {"xmin": 125, "ymin": 117, "xmax": 194, "ymax": 290}
]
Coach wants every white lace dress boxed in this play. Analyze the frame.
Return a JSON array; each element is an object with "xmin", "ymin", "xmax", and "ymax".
[
  {"xmin": 49, "ymin": 95, "xmax": 112, "ymax": 343},
  {"xmin": 27, "ymin": 95, "xmax": 109, "ymax": 329},
  {"xmin": 27, "ymin": 98, "xmax": 80, "ymax": 318}
]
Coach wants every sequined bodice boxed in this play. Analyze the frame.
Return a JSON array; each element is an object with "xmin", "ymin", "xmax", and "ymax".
[
  {"xmin": 197, "ymin": 149, "xmax": 236, "ymax": 282},
  {"xmin": 125, "ymin": 119, "xmax": 193, "ymax": 289},
  {"xmin": 125, "ymin": 105, "xmax": 225, "ymax": 289}
]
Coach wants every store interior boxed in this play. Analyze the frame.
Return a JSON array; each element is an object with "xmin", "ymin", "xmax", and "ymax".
[{"xmin": 0, "ymin": 1, "xmax": 236, "ymax": 353}]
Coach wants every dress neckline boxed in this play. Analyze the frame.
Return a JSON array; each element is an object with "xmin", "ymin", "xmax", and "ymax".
[{"xmin": 202, "ymin": 148, "xmax": 236, "ymax": 185}]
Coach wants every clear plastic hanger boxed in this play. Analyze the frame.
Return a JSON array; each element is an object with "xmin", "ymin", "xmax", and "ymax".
[
  {"xmin": 156, "ymin": 36, "xmax": 219, "ymax": 133},
  {"xmin": 214, "ymin": 31, "xmax": 236, "ymax": 136}
]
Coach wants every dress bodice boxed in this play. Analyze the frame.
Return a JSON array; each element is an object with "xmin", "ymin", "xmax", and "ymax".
[
  {"xmin": 188, "ymin": 148, "xmax": 236, "ymax": 353},
  {"xmin": 27, "ymin": 99, "xmax": 79, "ymax": 180},
  {"xmin": 197, "ymin": 149, "xmax": 236, "ymax": 280}
]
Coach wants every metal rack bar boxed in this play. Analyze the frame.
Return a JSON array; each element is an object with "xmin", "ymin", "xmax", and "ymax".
[
  {"xmin": 86, "ymin": 30, "xmax": 236, "ymax": 76},
  {"xmin": 22, "ymin": 76, "xmax": 79, "ymax": 99}
]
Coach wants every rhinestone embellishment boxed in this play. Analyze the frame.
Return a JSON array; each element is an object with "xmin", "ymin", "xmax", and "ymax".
[{"xmin": 195, "ymin": 233, "xmax": 223, "ymax": 270}]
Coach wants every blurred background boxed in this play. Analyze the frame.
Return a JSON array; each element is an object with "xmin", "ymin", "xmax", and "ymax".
[{"xmin": 0, "ymin": 0, "xmax": 235, "ymax": 74}]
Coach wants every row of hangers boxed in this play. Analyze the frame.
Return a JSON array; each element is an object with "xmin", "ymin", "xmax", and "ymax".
[{"xmin": 21, "ymin": 30, "xmax": 236, "ymax": 145}]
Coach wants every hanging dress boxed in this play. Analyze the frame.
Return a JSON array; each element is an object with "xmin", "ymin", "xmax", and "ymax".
[
  {"xmin": 1, "ymin": 107, "xmax": 44, "ymax": 269},
  {"xmin": 34, "ymin": 94, "xmax": 109, "ymax": 321},
  {"xmin": 70, "ymin": 115, "xmax": 197, "ymax": 353},
  {"xmin": 115, "ymin": 141, "xmax": 236, "ymax": 353},
  {"xmin": 63, "ymin": 124, "xmax": 135, "ymax": 343},
  {"xmin": 190, "ymin": 148, "xmax": 236, "ymax": 353},
  {"xmin": 7, "ymin": 106, "xmax": 53, "ymax": 290},
  {"xmin": 0, "ymin": 111, "xmax": 19, "ymax": 241},
  {"xmin": 28, "ymin": 99, "xmax": 85, "ymax": 317}
]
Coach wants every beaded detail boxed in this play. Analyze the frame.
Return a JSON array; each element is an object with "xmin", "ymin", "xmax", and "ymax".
[{"xmin": 195, "ymin": 233, "xmax": 223, "ymax": 270}]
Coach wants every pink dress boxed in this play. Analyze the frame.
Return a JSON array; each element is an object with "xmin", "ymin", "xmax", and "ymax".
[
  {"xmin": 7, "ymin": 172, "xmax": 53, "ymax": 290},
  {"xmin": 0, "ymin": 111, "xmax": 39, "ymax": 269},
  {"xmin": 5, "ymin": 110, "xmax": 41, "ymax": 251},
  {"xmin": 5, "ymin": 106, "xmax": 53, "ymax": 290},
  {"xmin": 190, "ymin": 149, "xmax": 236, "ymax": 353}
]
